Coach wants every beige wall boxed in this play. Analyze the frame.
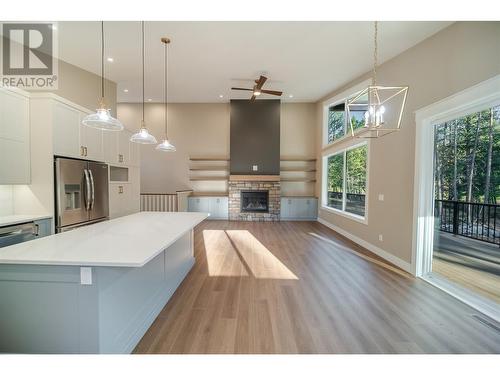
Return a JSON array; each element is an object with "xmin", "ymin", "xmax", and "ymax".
[
  {"xmin": 117, "ymin": 102, "xmax": 317, "ymax": 195},
  {"xmin": 316, "ymin": 21, "xmax": 500, "ymax": 266},
  {"xmin": 55, "ymin": 60, "xmax": 117, "ymax": 115}
]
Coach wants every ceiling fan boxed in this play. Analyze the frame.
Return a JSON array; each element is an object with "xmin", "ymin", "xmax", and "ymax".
[{"xmin": 231, "ymin": 75, "xmax": 283, "ymax": 101}]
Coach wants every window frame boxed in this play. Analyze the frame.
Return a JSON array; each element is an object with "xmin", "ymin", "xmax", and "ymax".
[
  {"xmin": 322, "ymin": 140, "xmax": 370, "ymax": 224},
  {"xmin": 322, "ymin": 79, "xmax": 371, "ymax": 148}
]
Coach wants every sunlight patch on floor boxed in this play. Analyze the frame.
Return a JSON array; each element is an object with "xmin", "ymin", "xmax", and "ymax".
[
  {"xmin": 202, "ymin": 230, "xmax": 249, "ymax": 277},
  {"xmin": 225, "ymin": 230, "xmax": 298, "ymax": 280}
]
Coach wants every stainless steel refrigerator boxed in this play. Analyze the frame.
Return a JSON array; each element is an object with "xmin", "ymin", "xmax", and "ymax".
[{"xmin": 55, "ymin": 157, "xmax": 109, "ymax": 232}]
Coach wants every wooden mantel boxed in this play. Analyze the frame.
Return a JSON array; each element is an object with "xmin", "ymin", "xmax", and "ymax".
[{"xmin": 229, "ymin": 175, "xmax": 280, "ymax": 182}]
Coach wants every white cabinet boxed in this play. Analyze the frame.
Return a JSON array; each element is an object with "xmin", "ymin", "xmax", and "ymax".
[
  {"xmin": 0, "ymin": 88, "xmax": 30, "ymax": 184},
  {"xmin": 109, "ymin": 166, "xmax": 141, "ymax": 219},
  {"xmin": 109, "ymin": 183, "xmax": 131, "ymax": 219},
  {"xmin": 187, "ymin": 196, "xmax": 228, "ymax": 220},
  {"xmin": 103, "ymin": 131, "xmax": 119, "ymax": 164},
  {"xmin": 280, "ymin": 197, "xmax": 318, "ymax": 221},
  {"xmin": 118, "ymin": 130, "xmax": 130, "ymax": 165},
  {"xmin": 53, "ymin": 102, "xmax": 104, "ymax": 161},
  {"xmin": 79, "ymin": 116, "xmax": 103, "ymax": 161},
  {"xmin": 129, "ymin": 139, "xmax": 140, "ymax": 167},
  {"xmin": 129, "ymin": 167, "xmax": 141, "ymax": 214},
  {"xmin": 53, "ymin": 102, "xmax": 81, "ymax": 158}
]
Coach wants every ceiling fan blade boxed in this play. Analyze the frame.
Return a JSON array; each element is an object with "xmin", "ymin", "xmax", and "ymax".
[
  {"xmin": 255, "ymin": 75, "xmax": 268, "ymax": 90},
  {"xmin": 250, "ymin": 94, "xmax": 256, "ymax": 102},
  {"xmin": 231, "ymin": 87, "xmax": 254, "ymax": 91},
  {"xmin": 261, "ymin": 89, "xmax": 283, "ymax": 96}
]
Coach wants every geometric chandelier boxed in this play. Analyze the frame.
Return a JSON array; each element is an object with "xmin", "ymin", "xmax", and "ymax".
[{"xmin": 347, "ymin": 21, "xmax": 408, "ymax": 138}]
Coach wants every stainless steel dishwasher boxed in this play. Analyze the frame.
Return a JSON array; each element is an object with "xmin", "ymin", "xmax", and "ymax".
[{"xmin": 0, "ymin": 222, "xmax": 39, "ymax": 248}]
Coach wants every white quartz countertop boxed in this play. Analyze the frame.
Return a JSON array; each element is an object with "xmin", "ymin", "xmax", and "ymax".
[
  {"xmin": 0, "ymin": 214, "xmax": 52, "ymax": 227},
  {"xmin": 0, "ymin": 212, "xmax": 208, "ymax": 267}
]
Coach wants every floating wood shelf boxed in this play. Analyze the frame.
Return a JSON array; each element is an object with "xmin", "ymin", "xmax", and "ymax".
[
  {"xmin": 190, "ymin": 157, "xmax": 230, "ymax": 161},
  {"xmin": 189, "ymin": 177, "xmax": 229, "ymax": 181},
  {"xmin": 229, "ymin": 175, "xmax": 280, "ymax": 182},
  {"xmin": 189, "ymin": 166, "xmax": 229, "ymax": 171},
  {"xmin": 280, "ymin": 157, "xmax": 317, "ymax": 162},
  {"xmin": 281, "ymin": 178, "xmax": 317, "ymax": 182},
  {"xmin": 190, "ymin": 191, "xmax": 229, "ymax": 197},
  {"xmin": 280, "ymin": 168, "xmax": 317, "ymax": 172}
]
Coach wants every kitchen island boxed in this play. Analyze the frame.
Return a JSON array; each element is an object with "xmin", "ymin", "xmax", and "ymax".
[{"xmin": 0, "ymin": 212, "xmax": 208, "ymax": 354}]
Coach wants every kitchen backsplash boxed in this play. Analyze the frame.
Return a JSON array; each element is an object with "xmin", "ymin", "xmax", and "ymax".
[{"xmin": 0, "ymin": 186, "xmax": 14, "ymax": 215}]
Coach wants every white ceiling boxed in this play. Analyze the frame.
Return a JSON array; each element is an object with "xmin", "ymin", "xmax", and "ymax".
[{"xmin": 56, "ymin": 21, "xmax": 452, "ymax": 103}]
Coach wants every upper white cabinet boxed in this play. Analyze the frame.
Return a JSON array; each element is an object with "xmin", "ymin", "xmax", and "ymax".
[
  {"xmin": 79, "ymin": 113, "xmax": 103, "ymax": 161},
  {"xmin": 103, "ymin": 131, "xmax": 119, "ymax": 164},
  {"xmin": 53, "ymin": 102, "xmax": 104, "ymax": 161},
  {"xmin": 0, "ymin": 88, "xmax": 30, "ymax": 184},
  {"xmin": 118, "ymin": 130, "xmax": 130, "ymax": 165},
  {"xmin": 53, "ymin": 102, "xmax": 81, "ymax": 158}
]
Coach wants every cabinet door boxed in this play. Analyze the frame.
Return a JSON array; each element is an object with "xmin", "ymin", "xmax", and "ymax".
[
  {"xmin": 53, "ymin": 102, "xmax": 81, "ymax": 158},
  {"xmin": 219, "ymin": 197, "xmax": 228, "ymax": 219},
  {"xmin": 129, "ymin": 167, "xmax": 141, "ymax": 214},
  {"xmin": 210, "ymin": 197, "xmax": 223, "ymax": 219},
  {"xmin": 0, "ymin": 89, "xmax": 30, "ymax": 184},
  {"xmin": 79, "ymin": 114, "xmax": 103, "ymax": 161},
  {"xmin": 281, "ymin": 198, "xmax": 293, "ymax": 219},
  {"xmin": 109, "ymin": 184, "xmax": 130, "ymax": 219},
  {"xmin": 296, "ymin": 199, "xmax": 309, "ymax": 219},
  {"xmin": 34, "ymin": 218, "xmax": 53, "ymax": 237},
  {"xmin": 117, "ymin": 130, "xmax": 131, "ymax": 165},
  {"xmin": 306, "ymin": 198, "xmax": 318, "ymax": 219},
  {"xmin": 129, "ymin": 140, "xmax": 140, "ymax": 167},
  {"xmin": 103, "ymin": 131, "xmax": 119, "ymax": 164}
]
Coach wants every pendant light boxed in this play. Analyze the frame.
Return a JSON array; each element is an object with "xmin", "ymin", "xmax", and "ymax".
[
  {"xmin": 156, "ymin": 37, "xmax": 176, "ymax": 152},
  {"xmin": 130, "ymin": 21, "xmax": 158, "ymax": 145},
  {"xmin": 82, "ymin": 21, "xmax": 124, "ymax": 131},
  {"xmin": 347, "ymin": 21, "xmax": 408, "ymax": 138}
]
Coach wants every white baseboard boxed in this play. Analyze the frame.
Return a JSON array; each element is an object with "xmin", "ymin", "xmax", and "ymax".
[{"xmin": 317, "ymin": 218, "xmax": 413, "ymax": 274}]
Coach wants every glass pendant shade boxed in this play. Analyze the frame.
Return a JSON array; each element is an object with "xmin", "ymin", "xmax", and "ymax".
[
  {"xmin": 130, "ymin": 124, "xmax": 158, "ymax": 144},
  {"xmin": 347, "ymin": 85, "xmax": 408, "ymax": 138},
  {"xmin": 82, "ymin": 22, "xmax": 124, "ymax": 132},
  {"xmin": 155, "ymin": 138, "xmax": 176, "ymax": 152},
  {"xmin": 82, "ymin": 104, "xmax": 124, "ymax": 131}
]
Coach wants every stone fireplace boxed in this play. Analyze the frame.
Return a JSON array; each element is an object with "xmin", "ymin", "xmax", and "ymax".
[{"xmin": 229, "ymin": 177, "xmax": 280, "ymax": 221}]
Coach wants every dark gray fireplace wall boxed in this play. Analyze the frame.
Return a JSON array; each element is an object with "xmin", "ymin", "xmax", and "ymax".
[{"xmin": 230, "ymin": 99, "xmax": 280, "ymax": 175}]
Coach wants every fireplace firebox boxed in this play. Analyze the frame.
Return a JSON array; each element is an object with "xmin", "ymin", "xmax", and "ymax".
[{"xmin": 240, "ymin": 190, "xmax": 269, "ymax": 213}]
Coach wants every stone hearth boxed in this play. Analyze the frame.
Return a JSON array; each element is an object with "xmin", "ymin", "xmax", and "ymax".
[{"xmin": 229, "ymin": 179, "xmax": 280, "ymax": 221}]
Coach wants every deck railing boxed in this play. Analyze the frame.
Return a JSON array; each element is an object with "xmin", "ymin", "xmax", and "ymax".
[
  {"xmin": 140, "ymin": 190, "xmax": 193, "ymax": 212},
  {"xmin": 434, "ymin": 199, "xmax": 500, "ymax": 246}
]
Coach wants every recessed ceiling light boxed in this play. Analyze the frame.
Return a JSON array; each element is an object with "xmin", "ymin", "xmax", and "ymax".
[
  {"xmin": 219, "ymin": 94, "xmax": 224, "ymax": 98},
  {"xmin": 123, "ymin": 89, "xmax": 129, "ymax": 93},
  {"xmin": 288, "ymin": 94, "xmax": 294, "ymax": 98},
  {"xmin": 147, "ymin": 99, "xmax": 152, "ymax": 102},
  {"xmin": 107, "ymin": 57, "xmax": 114, "ymax": 62}
]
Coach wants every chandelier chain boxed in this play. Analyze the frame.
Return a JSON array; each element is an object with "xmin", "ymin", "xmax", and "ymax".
[{"xmin": 372, "ymin": 21, "xmax": 378, "ymax": 86}]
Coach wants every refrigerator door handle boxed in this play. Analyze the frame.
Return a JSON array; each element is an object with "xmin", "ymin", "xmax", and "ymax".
[
  {"xmin": 88, "ymin": 169, "xmax": 95, "ymax": 210},
  {"xmin": 83, "ymin": 169, "xmax": 91, "ymax": 211}
]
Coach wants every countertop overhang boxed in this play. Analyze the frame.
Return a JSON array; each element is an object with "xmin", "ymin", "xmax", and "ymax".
[{"xmin": 0, "ymin": 212, "xmax": 208, "ymax": 267}]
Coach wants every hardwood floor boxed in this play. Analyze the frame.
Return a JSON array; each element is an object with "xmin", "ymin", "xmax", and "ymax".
[{"xmin": 134, "ymin": 221, "xmax": 500, "ymax": 354}]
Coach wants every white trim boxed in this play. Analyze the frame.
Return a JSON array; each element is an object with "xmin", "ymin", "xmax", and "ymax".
[
  {"xmin": 317, "ymin": 217, "xmax": 412, "ymax": 273},
  {"xmin": 422, "ymin": 273, "xmax": 500, "ymax": 323},
  {"xmin": 412, "ymin": 74, "xmax": 500, "ymax": 277},
  {"xmin": 322, "ymin": 79, "xmax": 371, "ymax": 148},
  {"xmin": 319, "ymin": 206, "xmax": 367, "ymax": 224},
  {"xmin": 321, "ymin": 141, "xmax": 369, "ymax": 224}
]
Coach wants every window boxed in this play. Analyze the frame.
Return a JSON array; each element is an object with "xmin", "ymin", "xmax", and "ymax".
[
  {"xmin": 326, "ymin": 96, "xmax": 369, "ymax": 144},
  {"xmin": 325, "ymin": 143, "xmax": 368, "ymax": 219}
]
